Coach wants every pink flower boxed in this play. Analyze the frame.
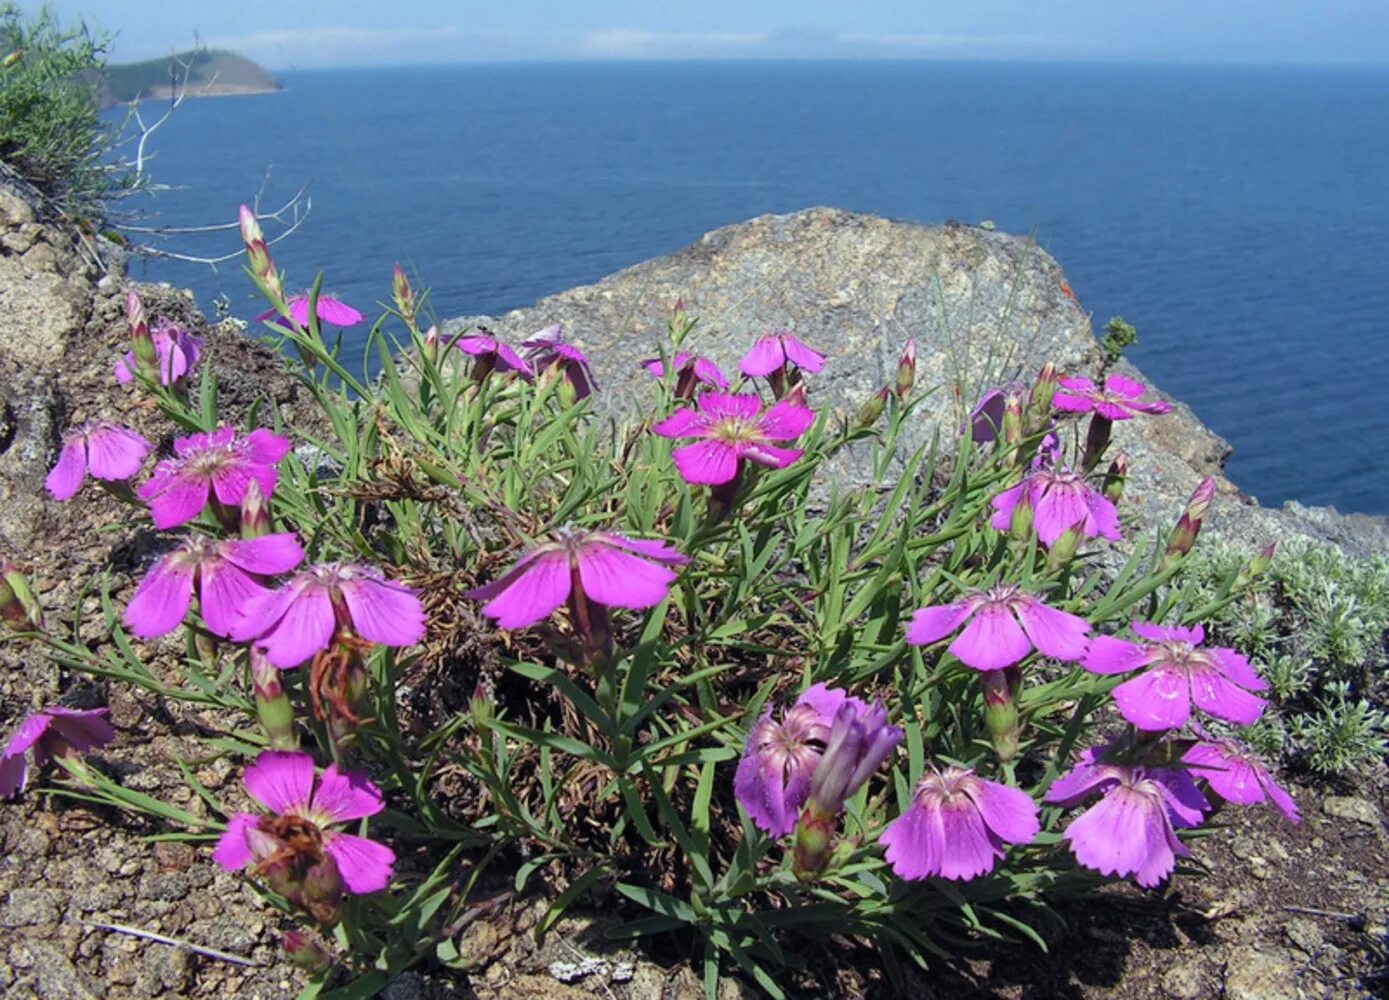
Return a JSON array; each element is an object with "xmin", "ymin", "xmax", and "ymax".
[
  {"xmin": 1053, "ymin": 374, "xmax": 1171, "ymax": 420},
  {"xmin": 256, "ymin": 293, "xmax": 364, "ymax": 330},
  {"xmin": 641, "ymin": 352, "xmax": 729, "ymax": 396},
  {"xmin": 45, "ymin": 423, "xmax": 151, "ymax": 501},
  {"xmin": 124, "ymin": 533, "xmax": 305, "ymax": 639},
  {"xmin": 905, "ymin": 584, "xmax": 1090, "ymax": 672},
  {"xmin": 137, "ymin": 427, "xmax": 291, "ymax": 530},
  {"xmin": 1082, "ymin": 622, "xmax": 1267, "ymax": 731},
  {"xmin": 650, "ymin": 391, "xmax": 815, "ymax": 486},
  {"xmin": 213, "ymin": 750, "xmax": 394, "ymax": 895},
  {"xmin": 990, "ymin": 452, "xmax": 1121, "ymax": 547},
  {"xmin": 1, "ymin": 707, "xmax": 115, "ymax": 799},
  {"xmin": 734, "ymin": 684, "xmax": 861, "ymax": 837},
  {"xmin": 453, "ymin": 333, "xmax": 532, "ymax": 381},
  {"xmin": 115, "ymin": 319, "xmax": 202, "ymax": 386},
  {"xmin": 521, "ymin": 324, "xmax": 597, "ymax": 398},
  {"xmin": 879, "ymin": 766, "xmax": 1040, "ymax": 881},
  {"xmin": 1183, "ymin": 738, "xmax": 1299, "ymax": 823},
  {"xmin": 468, "ymin": 529, "xmax": 687, "ymax": 630},
  {"xmin": 739, "ymin": 331, "xmax": 825, "ymax": 378},
  {"xmin": 804, "ymin": 698, "xmax": 903, "ymax": 818},
  {"xmin": 230, "ymin": 563, "xmax": 426, "ymax": 668},
  {"xmin": 1045, "ymin": 746, "xmax": 1208, "ymax": 888}
]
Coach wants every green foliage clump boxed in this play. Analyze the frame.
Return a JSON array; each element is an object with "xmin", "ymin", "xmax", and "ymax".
[
  {"xmin": 1182, "ymin": 538, "xmax": 1389, "ymax": 776},
  {"xmin": 1100, "ymin": 315, "xmax": 1139, "ymax": 363},
  {"xmin": 0, "ymin": 3, "xmax": 114, "ymax": 220}
]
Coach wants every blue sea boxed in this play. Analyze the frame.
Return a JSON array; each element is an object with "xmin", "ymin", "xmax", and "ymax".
[{"xmin": 123, "ymin": 62, "xmax": 1389, "ymax": 515}]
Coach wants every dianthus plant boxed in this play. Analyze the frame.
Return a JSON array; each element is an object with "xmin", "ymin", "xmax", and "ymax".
[{"xmin": 14, "ymin": 211, "xmax": 1294, "ymax": 998}]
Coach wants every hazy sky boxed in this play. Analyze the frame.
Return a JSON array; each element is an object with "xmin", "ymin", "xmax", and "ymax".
[{"xmin": 28, "ymin": 1, "xmax": 1389, "ymax": 68}]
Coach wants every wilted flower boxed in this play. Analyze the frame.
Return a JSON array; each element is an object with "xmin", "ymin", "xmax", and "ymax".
[
  {"xmin": 793, "ymin": 697, "xmax": 903, "ymax": 877},
  {"xmin": 231, "ymin": 563, "xmax": 426, "ymax": 668},
  {"xmin": 1, "ymin": 706, "xmax": 115, "ymax": 799},
  {"xmin": 138, "ymin": 427, "xmax": 291, "ymax": 530},
  {"xmin": 734, "ymin": 684, "xmax": 859, "ymax": 838},
  {"xmin": 468, "ymin": 529, "xmax": 687, "ymax": 630},
  {"xmin": 1045, "ymin": 746, "xmax": 1208, "ymax": 888},
  {"xmin": 1053, "ymin": 374, "xmax": 1171, "ymax": 419},
  {"xmin": 965, "ymin": 382, "xmax": 1025, "ymax": 445},
  {"xmin": 739, "ymin": 330, "xmax": 825, "ymax": 379},
  {"xmin": 640, "ymin": 352, "xmax": 728, "ymax": 398},
  {"xmin": 651, "ymin": 391, "xmax": 814, "ymax": 486},
  {"xmin": 124, "ymin": 533, "xmax": 304, "ymax": 639},
  {"xmin": 990, "ymin": 447, "xmax": 1121, "ymax": 548},
  {"xmin": 879, "ymin": 766, "xmax": 1040, "ymax": 881},
  {"xmin": 256, "ymin": 293, "xmax": 364, "ymax": 330},
  {"xmin": 521, "ymin": 324, "xmax": 597, "ymax": 399},
  {"xmin": 1082, "ymin": 622, "xmax": 1267, "ymax": 730},
  {"xmin": 45, "ymin": 423, "xmax": 151, "ymax": 501},
  {"xmin": 906, "ymin": 584, "xmax": 1090, "ymax": 672},
  {"xmin": 214, "ymin": 751, "xmax": 395, "ymax": 919},
  {"xmin": 1183, "ymin": 738, "xmax": 1299, "ymax": 822},
  {"xmin": 115, "ymin": 319, "xmax": 202, "ymax": 387}
]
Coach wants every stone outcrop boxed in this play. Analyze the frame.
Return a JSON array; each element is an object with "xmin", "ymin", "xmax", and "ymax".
[{"xmin": 444, "ymin": 207, "xmax": 1389, "ymax": 558}]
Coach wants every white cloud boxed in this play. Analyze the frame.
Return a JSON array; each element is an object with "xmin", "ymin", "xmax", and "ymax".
[
  {"xmin": 839, "ymin": 32, "xmax": 1058, "ymax": 51},
  {"xmin": 209, "ymin": 24, "xmax": 461, "ymax": 67},
  {"xmin": 577, "ymin": 29, "xmax": 768, "ymax": 58}
]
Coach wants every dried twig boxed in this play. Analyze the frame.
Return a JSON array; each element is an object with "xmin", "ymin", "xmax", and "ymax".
[{"xmin": 83, "ymin": 920, "xmax": 260, "ymax": 967}]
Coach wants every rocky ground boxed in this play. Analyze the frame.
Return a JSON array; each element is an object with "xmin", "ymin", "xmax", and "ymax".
[{"xmin": 0, "ymin": 198, "xmax": 1385, "ymax": 998}]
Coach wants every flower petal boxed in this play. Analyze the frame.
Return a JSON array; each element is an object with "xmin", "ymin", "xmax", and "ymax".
[
  {"xmin": 85, "ymin": 426, "xmax": 150, "ymax": 481},
  {"xmin": 311, "ymin": 764, "xmax": 384, "ymax": 824},
  {"xmin": 471, "ymin": 551, "xmax": 570, "ymax": 630},
  {"xmin": 967, "ymin": 779, "xmax": 1041, "ymax": 846},
  {"xmin": 254, "ymin": 583, "xmax": 336, "ymax": 668},
  {"xmin": 198, "ymin": 561, "xmax": 272, "ymax": 638},
  {"xmin": 576, "ymin": 542, "xmax": 678, "ymax": 610},
  {"xmin": 1111, "ymin": 667, "xmax": 1192, "ymax": 731},
  {"xmin": 757, "ymin": 400, "xmax": 815, "ymax": 440},
  {"xmin": 670, "ymin": 440, "xmax": 739, "ymax": 485},
  {"xmin": 738, "ymin": 336, "xmax": 786, "ymax": 377},
  {"xmin": 211, "ymin": 813, "xmax": 260, "ymax": 870},
  {"xmin": 1082, "ymin": 635, "xmax": 1149, "ymax": 675},
  {"xmin": 1017, "ymin": 600, "xmax": 1090, "ymax": 662},
  {"xmin": 45, "ymin": 438, "xmax": 87, "ymax": 501},
  {"xmin": 144, "ymin": 475, "xmax": 211, "ymax": 530},
  {"xmin": 125, "ymin": 556, "xmax": 195, "ymax": 639},
  {"xmin": 650, "ymin": 407, "xmax": 705, "ymax": 439},
  {"xmin": 879, "ymin": 800, "xmax": 942, "ymax": 880},
  {"xmin": 949, "ymin": 604, "xmax": 1032, "ymax": 671},
  {"xmin": 323, "ymin": 833, "xmax": 395, "ymax": 894},
  {"xmin": 340, "ymin": 577, "xmax": 426, "ymax": 647},
  {"xmin": 905, "ymin": 601, "xmax": 973, "ymax": 647},
  {"xmin": 45, "ymin": 708, "xmax": 115, "ymax": 752},
  {"xmin": 1189, "ymin": 668, "xmax": 1266, "ymax": 726},
  {"xmin": 243, "ymin": 751, "xmax": 316, "ymax": 814},
  {"xmin": 219, "ymin": 534, "xmax": 305, "ymax": 575}
]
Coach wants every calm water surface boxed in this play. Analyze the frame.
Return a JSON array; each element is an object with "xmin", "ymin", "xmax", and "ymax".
[{"xmin": 126, "ymin": 62, "xmax": 1389, "ymax": 513}]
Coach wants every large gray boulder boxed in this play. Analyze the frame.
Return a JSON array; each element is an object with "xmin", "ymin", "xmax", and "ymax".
[{"xmin": 445, "ymin": 207, "xmax": 1388, "ymax": 558}]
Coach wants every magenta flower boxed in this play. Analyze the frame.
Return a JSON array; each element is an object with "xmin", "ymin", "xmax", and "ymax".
[
  {"xmin": 1045, "ymin": 746, "xmax": 1208, "ymax": 888},
  {"xmin": 641, "ymin": 352, "xmax": 729, "ymax": 397},
  {"xmin": 650, "ymin": 391, "xmax": 815, "ymax": 486},
  {"xmin": 906, "ymin": 584, "xmax": 1090, "ymax": 672},
  {"xmin": 454, "ymin": 332, "xmax": 532, "ymax": 381},
  {"xmin": 1082, "ymin": 622, "xmax": 1267, "ymax": 730},
  {"xmin": 1, "ymin": 707, "xmax": 115, "ymax": 799},
  {"xmin": 734, "ymin": 684, "xmax": 861, "ymax": 837},
  {"xmin": 115, "ymin": 319, "xmax": 203, "ymax": 387},
  {"xmin": 45, "ymin": 423, "xmax": 151, "ymax": 501},
  {"xmin": 124, "ymin": 533, "xmax": 305, "ymax": 639},
  {"xmin": 739, "ymin": 331, "xmax": 825, "ymax": 378},
  {"xmin": 214, "ymin": 750, "xmax": 394, "ymax": 895},
  {"xmin": 256, "ymin": 293, "xmax": 364, "ymax": 330},
  {"xmin": 230, "ymin": 563, "xmax": 426, "ymax": 668},
  {"xmin": 468, "ymin": 529, "xmax": 687, "ymax": 629},
  {"xmin": 879, "ymin": 766, "xmax": 1040, "ymax": 881},
  {"xmin": 521, "ymin": 324, "xmax": 597, "ymax": 399},
  {"xmin": 990, "ymin": 452, "xmax": 1121, "ymax": 547},
  {"xmin": 138, "ymin": 427, "xmax": 291, "ymax": 530},
  {"xmin": 1183, "ymin": 738, "xmax": 1299, "ymax": 823},
  {"xmin": 1053, "ymin": 374, "xmax": 1171, "ymax": 419}
]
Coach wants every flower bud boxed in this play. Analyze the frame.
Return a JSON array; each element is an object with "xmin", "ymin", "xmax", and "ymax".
[
  {"xmin": 1164, "ymin": 477, "xmax": 1216, "ymax": 565},
  {"xmin": 238, "ymin": 204, "xmax": 284, "ymax": 301},
  {"xmin": 856, "ymin": 386, "xmax": 889, "ymax": 430},
  {"xmin": 1234, "ymin": 542, "xmax": 1277, "ymax": 590},
  {"xmin": 1008, "ymin": 489, "xmax": 1035, "ymax": 542},
  {"xmin": 894, "ymin": 339, "xmax": 916, "ymax": 400},
  {"xmin": 669, "ymin": 298, "xmax": 692, "ymax": 339},
  {"xmin": 980, "ymin": 668, "xmax": 1021, "ymax": 762},
  {"xmin": 1027, "ymin": 362, "xmax": 1058, "ymax": 427},
  {"xmin": 239, "ymin": 478, "xmax": 271, "ymax": 539},
  {"xmin": 391, "ymin": 263, "xmax": 416, "ymax": 329},
  {"xmin": 300, "ymin": 855, "xmax": 343, "ymax": 926},
  {"xmin": 251, "ymin": 648, "xmax": 298, "ymax": 750},
  {"xmin": 1103, "ymin": 450, "xmax": 1128, "ymax": 503},
  {"xmin": 1002, "ymin": 386, "xmax": 1025, "ymax": 449},
  {"xmin": 469, "ymin": 680, "xmax": 493, "ymax": 729},
  {"xmin": 791, "ymin": 806, "xmax": 835, "ymax": 880},
  {"xmin": 422, "ymin": 324, "xmax": 441, "ymax": 366},
  {"xmin": 782, "ymin": 381, "xmax": 808, "ymax": 410},
  {"xmin": 282, "ymin": 931, "xmax": 334, "ymax": 974},
  {"xmin": 0, "ymin": 561, "xmax": 41, "ymax": 632},
  {"xmin": 1045, "ymin": 517, "xmax": 1087, "ymax": 573},
  {"xmin": 126, "ymin": 292, "xmax": 157, "ymax": 377}
]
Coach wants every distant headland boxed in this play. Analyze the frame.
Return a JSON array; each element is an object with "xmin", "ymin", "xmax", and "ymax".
[{"xmin": 94, "ymin": 48, "xmax": 280, "ymax": 109}]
